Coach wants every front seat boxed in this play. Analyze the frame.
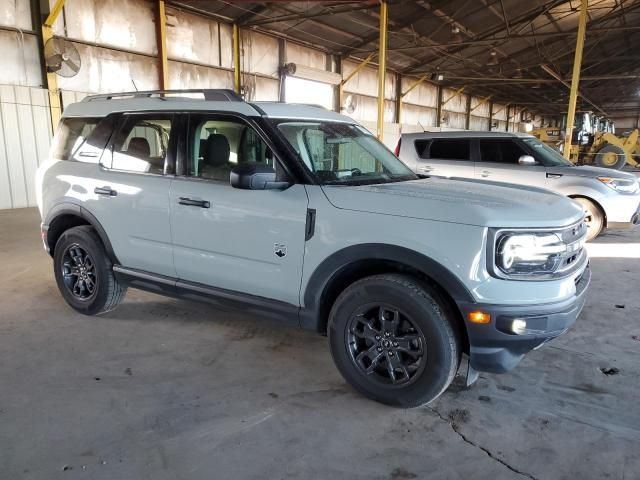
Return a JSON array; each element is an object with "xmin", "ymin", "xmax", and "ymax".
[{"xmin": 200, "ymin": 133, "xmax": 232, "ymax": 181}]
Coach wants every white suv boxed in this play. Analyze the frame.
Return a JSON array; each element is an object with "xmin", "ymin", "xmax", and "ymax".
[{"xmin": 37, "ymin": 90, "xmax": 590, "ymax": 407}]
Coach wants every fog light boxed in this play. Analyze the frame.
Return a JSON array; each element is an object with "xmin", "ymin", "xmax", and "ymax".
[
  {"xmin": 468, "ymin": 311, "xmax": 491, "ymax": 324},
  {"xmin": 511, "ymin": 319, "xmax": 527, "ymax": 335}
]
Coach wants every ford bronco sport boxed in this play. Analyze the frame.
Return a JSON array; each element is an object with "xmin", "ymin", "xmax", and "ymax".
[{"xmin": 37, "ymin": 89, "xmax": 590, "ymax": 407}]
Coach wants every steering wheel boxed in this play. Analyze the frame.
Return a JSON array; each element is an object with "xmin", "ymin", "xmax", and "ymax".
[{"xmin": 350, "ymin": 168, "xmax": 362, "ymax": 176}]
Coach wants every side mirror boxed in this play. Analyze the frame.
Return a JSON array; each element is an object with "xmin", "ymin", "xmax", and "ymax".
[
  {"xmin": 518, "ymin": 155, "xmax": 538, "ymax": 165},
  {"xmin": 230, "ymin": 163, "xmax": 290, "ymax": 190}
]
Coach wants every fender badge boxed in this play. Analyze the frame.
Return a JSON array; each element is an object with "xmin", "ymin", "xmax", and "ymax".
[{"xmin": 274, "ymin": 243, "xmax": 287, "ymax": 258}]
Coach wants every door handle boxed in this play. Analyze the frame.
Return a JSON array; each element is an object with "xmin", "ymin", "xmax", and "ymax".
[
  {"xmin": 94, "ymin": 186, "xmax": 117, "ymax": 196},
  {"xmin": 419, "ymin": 166, "xmax": 434, "ymax": 172},
  {"xmin": 78, "ymin": 151, "xmax": 98, "ymax": 158},
  {"xmin": 480, "ymin": 170, "xmax": 491, "ymax": 178},
  {"xmin": 179, "ymin": 197, "xmax": 210, "ymax": 208}
]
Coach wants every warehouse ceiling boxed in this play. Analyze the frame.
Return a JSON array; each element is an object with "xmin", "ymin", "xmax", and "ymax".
[{"xmin": 169, "ymin": 0, "xmax": 640, "ymax": 117}]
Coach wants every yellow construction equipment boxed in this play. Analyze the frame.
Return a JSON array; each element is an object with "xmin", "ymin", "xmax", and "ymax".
[{"xmin": 532, "ymin": 112, "xmax": 640, "ymax": 170}]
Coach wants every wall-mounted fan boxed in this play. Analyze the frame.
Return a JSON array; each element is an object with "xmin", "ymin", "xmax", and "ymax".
[
  {"xmin": 343, "ymin": 94, "xmax": 358, "ymax": 114},
  {"xmin": 44, "ymin": 37, "xmax": 81, "ymax": 77}
]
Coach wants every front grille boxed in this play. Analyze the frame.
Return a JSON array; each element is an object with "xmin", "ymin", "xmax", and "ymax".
[{"xmin": 555, "ymin": 220, "xmax": 588, "ymax": 275}]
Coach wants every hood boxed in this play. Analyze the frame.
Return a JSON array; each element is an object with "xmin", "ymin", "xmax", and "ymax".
[
  {"xmin": 322, "ymin": 178, "xmax": 584, "ymax": 228},
  {"xmin": 547, "ymin": 164, "xmax": 639, "ymax": 180}
]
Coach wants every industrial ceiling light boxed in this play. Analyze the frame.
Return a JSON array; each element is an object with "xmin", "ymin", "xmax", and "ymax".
[
  {"xmin": 487, "ymin": 50, "xmax": 499, "ymax": 66},
  {"xmin": 451, "ymin": 26, "xmax": 463, "ymax": 43}
]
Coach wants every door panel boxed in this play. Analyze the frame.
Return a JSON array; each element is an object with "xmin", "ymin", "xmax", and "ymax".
[
  {"xmin": 88, "ymin": 114, "xmax": 176, "ymax": 277},
  {"xmin": 475, "ymin": 138, "xmax": 548, "ymax": 189},
  {"xmin": 169, "ymin": 114, "xmax": 308, "ymax": 306},
  {"xmin": 170, "ymin": 180, "xmax": 308, "ymax": 305}
]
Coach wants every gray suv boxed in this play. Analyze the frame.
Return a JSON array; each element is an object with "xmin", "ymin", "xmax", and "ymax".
[
  {"xmin": 37, "ymin": 90, "xmax": 590, "ymax": 407},
  {"xmin": 397, "ymin": 131, "xmax": 640, "ymax": 240}
]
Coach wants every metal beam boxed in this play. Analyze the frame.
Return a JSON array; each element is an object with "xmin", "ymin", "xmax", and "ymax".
[
  {"xmin": 42, "ymin": 0, "xmax": 65, "ymax": 132},
  {"xmin": 488, "ymin": 101, "xmax": 493, "ymax": 131},
  {"xmin": 441, "ymin": 86, "xmax": 465, "ymax": 108},
  {"xmin": 156, "ymin": 0, "xmax": 169, "ymax": 89},
  {"xmin": 465, "ymin": 94, "xmax": 472, "ymax": 130},
  {"xmin": 338, "ymin": 52, "xmax": 375, "ymax": 113},
  {"xmin": 376, "ymin": 0, "xmax": 388, "ymax": 141},
  {"xmin": 436, "ymin": 85, "xmax": 443, "ymax": 127},
  {"xmin": 245, "ymin": 3, "xmax": 376, "ymax": 27},
  {"xmin": 563, "ymin": 0, "xmax": 588, "ymax": 159},
  {"xmin": 358, "ymin": 26, "xmax": 640, "ymax": 54},
  {"xmin": 233, "ymin": 23, "xmax": 241, "ymax": 95},
  {"xmin": 540, "ymin": 64, "xmax": 606, "ymax": 115},
  {"xmin": 469, "ymin": 95, "xmax": 493, "ymax": 114}
]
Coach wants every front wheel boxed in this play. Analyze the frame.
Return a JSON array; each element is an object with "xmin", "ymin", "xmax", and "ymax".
[
  {"xmin": 574, "ymin": 197, "xmax": 604, "ymax": 241},
  {"xmin": 328, "ymin": 274, "xmax": 461, "ymax": 407},
  {"xmin": 53, "ymin": 226, "xmax": 127, "ymax": 315},
  {"xmin": 594, "ymin": 144, "xmax": 626, "ymax": 170}
]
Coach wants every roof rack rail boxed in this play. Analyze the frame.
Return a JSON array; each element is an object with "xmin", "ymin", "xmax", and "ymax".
[{"xmin": 83, "ymin": 89, "xmax": 244, "ymax": 102}]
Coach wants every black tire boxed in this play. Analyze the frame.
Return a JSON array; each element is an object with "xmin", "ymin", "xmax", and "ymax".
[
  {"xmin": 594, "ymin": 144, "xmax": 626, "ymax": 170},
  {"xmin": 328, "ymin": 274, "xmax": 461, "ymax": 408},
  {"xmin": 53, "ymin": 226, "xmax": 127, "ymax": 315},
  {"xmin": 574, "ymin": 197, "xmax": 604, "ymax": 241}
]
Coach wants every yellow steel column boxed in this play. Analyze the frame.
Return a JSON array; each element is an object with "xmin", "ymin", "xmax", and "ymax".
[
  {"xmin": 156, "ymin": 0, "xmax": 169, "ymax": 89},
  {"xmin": 233, "ymin": 23, "xmax": 242, "ymax": 95},
  {"xmin": 563, "ymin": 0, "xmax": 588, "ymax": 159},
  {"xmin": 376, "ymin": 0, "xmax": 388, "ymax": 141},
  {"xmin": 42, "ymin": 0, "xmax": 65, "ymax": 131}
]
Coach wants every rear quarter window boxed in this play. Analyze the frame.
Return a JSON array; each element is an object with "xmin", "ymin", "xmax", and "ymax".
[{"xmin": 50, "ymin": 118, "xmax": 101, "ymax": 160}]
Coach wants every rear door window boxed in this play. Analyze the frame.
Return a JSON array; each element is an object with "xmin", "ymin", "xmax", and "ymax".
[
  {"xmin": 416, "ymin": 139, "xmax": 470, "ymax": 160},
  {"xmin": 106, "ymin": 115, "xmax": 173, "ymax": 174},
  {"xmin": 479, "ymin": 139, "xmax": 529, "ymax": 164}
]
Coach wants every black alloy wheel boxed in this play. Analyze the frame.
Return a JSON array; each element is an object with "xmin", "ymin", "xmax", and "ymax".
[
  {"xmin": 347, "ymin": 304, "xmax": 426, "ymax": 386},
  {"xmin": 61, "ymin": 244, "xmax": 97, "ymax": 300}
]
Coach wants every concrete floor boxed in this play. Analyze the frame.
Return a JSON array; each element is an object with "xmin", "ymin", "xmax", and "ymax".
[{"xmin": 1, "ymin": 207, "xmax": 639, "ymax": 480}]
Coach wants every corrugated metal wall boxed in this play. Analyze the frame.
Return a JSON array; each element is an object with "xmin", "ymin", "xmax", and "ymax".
[{"xmin": 0, "ymin": 85, "xmax": 52, "ymax": 209}]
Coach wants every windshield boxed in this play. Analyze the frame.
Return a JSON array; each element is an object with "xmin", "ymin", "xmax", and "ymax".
[
  {"xmin": 276, "ymin": 121, "xmax": 417, "ymax": 185},
  {"xmin": 521, "ymin": 137, "xmax": 574, "ymax": 167}
]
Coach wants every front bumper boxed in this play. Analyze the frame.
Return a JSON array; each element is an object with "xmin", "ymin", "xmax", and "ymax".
[
  {"xmin": 600, "ymin": 192, "xmax": 640, "ymax": 229},
  {"xmin": 457, "ymin": 264, "xmax": 591, "ymax": 373}
]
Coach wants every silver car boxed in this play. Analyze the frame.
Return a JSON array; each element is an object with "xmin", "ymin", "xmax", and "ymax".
[{"xmin": 397, "ymin": 131, "xmax": 640, "ymax": 240}]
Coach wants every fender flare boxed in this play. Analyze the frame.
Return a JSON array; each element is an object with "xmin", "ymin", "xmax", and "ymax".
[
  {"xmin": 44, "ymin": 203, "xmax": 119, "ymax": 263},
  {"xmin": 300, "ymin": 243, "xmax": 475, "ymax": 331}
]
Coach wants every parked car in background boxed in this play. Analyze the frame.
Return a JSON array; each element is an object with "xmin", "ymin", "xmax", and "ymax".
[
  {"xmin": 396, "ymin": 131, "xmax": 640, "ymax": 240},
  {"xmin": 38, "ymin": 91, "xmax": 590, "ymax": 407}
]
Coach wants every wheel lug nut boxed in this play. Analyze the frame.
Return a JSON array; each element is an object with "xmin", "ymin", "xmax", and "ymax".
[
  {"xmin": 377, "ymin": 346, "xmax": 383, "ymax": 352},
  {"xmin": 375, "ymin": 335, "xmax": 381, "ymax": 340},
  {"xmin": 393, "ymin": 342, "xmax": 398, "ymax": 347},
  {"xmin": 389, "ymin": 351, "xmax": 394, "ymax": 356}
]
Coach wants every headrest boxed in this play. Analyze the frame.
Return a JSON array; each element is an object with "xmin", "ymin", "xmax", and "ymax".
[
  {"xmin": 128, "ymin": 137, "xmax": 150, "ymax": 158},
  {"xmin": 204, "ymin": 134, "xmax": 230, "ymax": 167}
]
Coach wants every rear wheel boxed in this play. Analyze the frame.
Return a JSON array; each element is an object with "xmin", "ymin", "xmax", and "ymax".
[
  {"xmin": 54, "ymin": 226, "xmax": 126, "ymax": 315},
  {"xmin": 574, "ymin": 197, "xmax": 604, "ymax": 241},
  {"xmin": 328, "ymin": 274, "xmax": 461, "ymax": 407},
  {"xmin": 595, "ymin": 144, "xmax": 626, "ymax": 170}
]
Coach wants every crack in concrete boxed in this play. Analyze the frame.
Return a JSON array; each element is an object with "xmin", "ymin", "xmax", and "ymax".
[{"xmin": 428, "ymin": 407, "xmax": 538, "ymax": 480}]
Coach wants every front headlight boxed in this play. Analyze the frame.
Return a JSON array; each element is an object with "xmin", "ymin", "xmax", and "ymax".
[
  {"xmin": 496, "ymin": 233, "xmax": 566, "ymax": 276},
  {"xmin": 491, "ymin": 223, "xmax": 587, "ymax": 279},
  {"xmin": 598, "ymin": 176, "xmax": 639, "ymax": 194}
]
